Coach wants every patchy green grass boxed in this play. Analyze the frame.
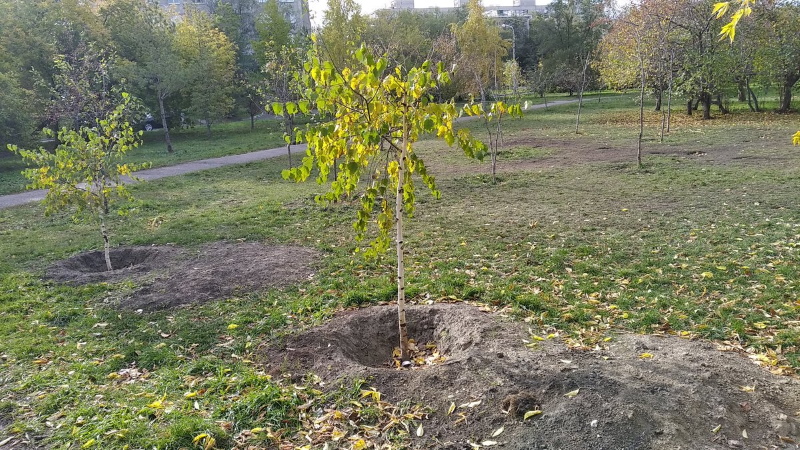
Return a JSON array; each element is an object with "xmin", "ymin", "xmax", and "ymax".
[
  {"xmin": 0, "ymin": 95, "xmax": 798, "ymax": 448},
  {"xmin": 0, "ymin": 118, "xmax": 290, "ymax": 196}
]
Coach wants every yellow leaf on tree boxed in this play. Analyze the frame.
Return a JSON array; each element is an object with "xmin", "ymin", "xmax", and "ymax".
[{"xmin": 387, "ymin": 160, "xmax": 399, "ymax": 177}]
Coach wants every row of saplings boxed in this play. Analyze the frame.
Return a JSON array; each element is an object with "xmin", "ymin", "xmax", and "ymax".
[{"xmin": 10, "ymin": 45, "xmax": 520, "ymax": 364}]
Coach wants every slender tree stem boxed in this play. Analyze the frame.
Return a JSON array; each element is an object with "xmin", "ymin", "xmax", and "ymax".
[
  {"xmin": 396, "ymin": 112, "xmax": 410, "ymax": 362},
  {"xmin": 100, "ymin": 195, "xmax": 113, "ymax": 271},
  {"xmin": 158, "ymin": 91, "xmax": 173, "ymax": 153},
  {"xmin": 638, "ymin": 52, "xmax": 645, "ymax": 169},
  {"xmin": 575, "ymin": 53, "xmax": 589, "ymax": 134},
  {"xmin": 667, "ymin": 52, "xmax": 673, "ymax": 133}
]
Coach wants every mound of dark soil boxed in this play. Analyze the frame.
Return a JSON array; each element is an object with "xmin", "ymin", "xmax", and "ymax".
[
  {"xmin": 46, "ymin": 242, "xmax": 319, "ymax": 312},
  {"xmin": 126, "ymin": 242, "xmax": 318, "ymax": 311},
  {"xmin": 263, "ymin": 304, "xmax": 800, "ymax": 449}
]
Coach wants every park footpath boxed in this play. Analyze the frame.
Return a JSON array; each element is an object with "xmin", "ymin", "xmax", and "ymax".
[
  {"xmin": 0, "ymin": 144, "xmax": 307, "ymax": 210},
  {"xmin": 0, "ymin": 98, "xmax": 582, "ymax": 211}
]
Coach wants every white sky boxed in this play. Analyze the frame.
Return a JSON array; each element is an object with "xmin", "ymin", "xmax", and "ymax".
[{"xmin": 308, "ymin": 0, "xmax": 545, "ymax": 27}]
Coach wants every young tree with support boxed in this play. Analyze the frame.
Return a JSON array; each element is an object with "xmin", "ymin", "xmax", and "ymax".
[
  {"xmin": 282, "ymin": 41, "xmax": 487, "ymax": 363},
  {"xmin": 8, "ymin": 94, "xmax": 146, "ymax": 271}
]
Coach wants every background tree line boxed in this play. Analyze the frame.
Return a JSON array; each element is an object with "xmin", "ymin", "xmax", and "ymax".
[{"xmin": 0, "ymin": 0, "xmax": 797, "ymax": 153}]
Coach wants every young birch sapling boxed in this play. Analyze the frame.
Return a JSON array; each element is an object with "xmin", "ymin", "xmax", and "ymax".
[
  {"xmin": 280, "ymin": 42, "xmax": 487, "ymax": 363},
  {"xmin": 8, "ymin": 93, "xmax": 146, "ymax": 271}
]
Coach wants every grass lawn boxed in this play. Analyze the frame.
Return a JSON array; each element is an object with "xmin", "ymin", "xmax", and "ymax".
[
  {"xmin": 0, "ymin": 117, "xmax": 290, "ymax": 196},
  {"xmin": 0, "ymin": 95, "xmax": 798, "ymax": 448}
]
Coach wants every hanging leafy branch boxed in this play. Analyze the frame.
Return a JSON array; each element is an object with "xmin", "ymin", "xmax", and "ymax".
[
  {"xmin": 712, "ymin": 0, "xmax": 798, "ymax": 145},
  {"xmin": 712, "ymin": 0, "xmax": 754, "ymax": 42},
  {"xmin": 8, "ymin": 93, "xmax": 147, "ymax": 271},
  {"xmin": 282, "ymin": 40, "xmax": 486, "ymax": 361}
]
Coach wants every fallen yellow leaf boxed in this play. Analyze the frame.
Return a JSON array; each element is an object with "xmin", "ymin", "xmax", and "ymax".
[
  {"xmin": 147, "ymin": 394, "xmax": 167, "ymax": 409},
  {"xmin": 523, "ymin": 410, "xmax": 543, "ymax": 420},
  {"xmin": 459, "ymin": 400, "xmax": 482, "ymax": 408},
  {"xmin": 564, "ymin": 389, "xmax": 580, "ymax": 398}
]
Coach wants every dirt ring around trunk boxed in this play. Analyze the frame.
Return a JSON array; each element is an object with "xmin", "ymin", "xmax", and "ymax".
[
  {"xmin": 263, "ymin": 303, "xmax": 800, "ymax": 449},
  {"xmin": 44, "ymin": 242, "xmax": 320, "ymax": 311}
]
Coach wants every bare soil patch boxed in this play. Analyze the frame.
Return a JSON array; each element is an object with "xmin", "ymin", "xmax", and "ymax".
[
  {"xmin": 46, "ymin": 245, "xmax": 183, "ymax": 285},
  {"xmin": 45, "ymin": 242, "xmax": 319, "ymax": 311},
  {"xmin": 263, "ymin": 303, "xmax": 800, "ymax": 449},
  {"xmin": 429, "ymin": 132, "xmax": 795, "ymax": 179},
  {"xmin": 496, "ymin": 136, "xmax": 780, "ymax": 171}
]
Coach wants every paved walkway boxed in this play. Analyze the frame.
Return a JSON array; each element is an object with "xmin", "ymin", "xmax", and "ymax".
[{"xmin": 0, "ymin": 98, "xmax": 582, "ymax": 210}]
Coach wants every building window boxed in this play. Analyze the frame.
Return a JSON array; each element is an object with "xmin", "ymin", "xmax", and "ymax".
[{"xmin": 168, "ymin": 0, "xmax": 180, "ymax": 4}]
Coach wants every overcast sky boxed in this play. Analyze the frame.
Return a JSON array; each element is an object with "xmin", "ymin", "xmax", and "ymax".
[{"xmin": 308, "ymin": 0, "xmax": 548, "ymax": 26}]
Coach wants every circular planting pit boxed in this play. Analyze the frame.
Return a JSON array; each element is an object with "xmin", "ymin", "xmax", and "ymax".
[
  {"xmin": 314, "ymin": 304, "xmax": 479, "ymax": 369},
  {"xmin": 263, "ymin": 304, "xmax": 494, "ymax": 376},
  {"xmin": 46, "ymin": 246, "xmax": 181, "ymax": 284},
  {"xmin": 263, "ymin": 303, "xmax": 800, "ymax": 449},
  {"xmin": 45, "ymin": 242, "xmax": 320, "ymax": 312}
]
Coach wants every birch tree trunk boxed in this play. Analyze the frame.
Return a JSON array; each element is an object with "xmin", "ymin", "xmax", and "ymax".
[
  {"xmin": 100, "ymin": 194, "xmax": 113, "ymax": 271},
  {"xmin": 396, "ymin": 114, "xmax": 411, "ymax": 363}
]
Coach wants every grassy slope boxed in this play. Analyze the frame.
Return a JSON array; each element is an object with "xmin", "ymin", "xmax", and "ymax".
[{"xmin": 0, "ymin": 96, "xmax": 798, "ymax": 448}]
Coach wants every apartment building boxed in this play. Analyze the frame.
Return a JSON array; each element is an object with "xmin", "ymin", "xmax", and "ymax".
[
  {"xmin": 156, "ymin": 0, "xmax": 311, "ymax": 33},
  {"xmin": 392, "ymin": 0, "xmax": 546, "ymax": 16}
]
